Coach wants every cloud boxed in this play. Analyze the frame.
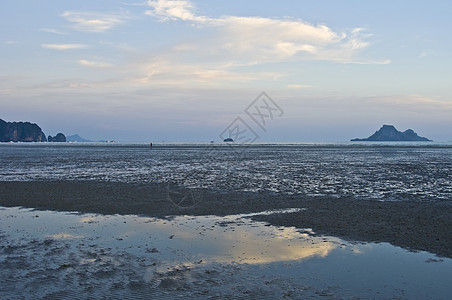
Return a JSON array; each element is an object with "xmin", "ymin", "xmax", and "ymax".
[
  {"xmin": 287, "ymin": 84, "xmax": 313, "ymax": 89},
  {"xmin": 418, "ymin": 51, "xmax": 428, "ymax": 59},
  {"xmin": 78, "ymin": 59, "xmax": 112, "ymax": 68},
  {"xmin": 6, "ymin": 1, "xmax": 392, "ymax": 97},
  {"xmin": 61, "ymin": 11, "xmax": 125, "ymax": 32},
  {"xmin": 41, "ymin": 43, "xmax": 89, "ymax": 50},
  {"xmin": 129, "ymin": 57, "xmax": 283, "ymax": 87},
  {"xmin": 31, "ymin": 1, "xmax": 388, "ymax": 91},
  {"xmin": 145, "ymin": 0, "xmax": 388, "ymax": 65},
  {"xmin": 363, "ymin": 94, "xmax": 452, "ymax": 113},
  {"xmin": 39, "ymin": 28, "xmax": 68, "ymax": 35},
  {"xmin": 145, "ymin": 0, "xmax": 206, "ymax": 22},
  {"xmin": 32, "ymin": 1, "xmax": 388, "ymax": 91}
]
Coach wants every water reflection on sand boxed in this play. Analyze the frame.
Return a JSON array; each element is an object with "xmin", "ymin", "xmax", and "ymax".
[
  {"xmin": 64, "ymin": 208, "xmax": 339, "ymax": 266},
  {"xmin": 1, "ymin": 206, "xmax": 451, "ymax": 299}
]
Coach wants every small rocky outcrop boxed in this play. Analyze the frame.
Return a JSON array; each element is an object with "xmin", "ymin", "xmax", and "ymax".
[
  {"xmin": 48, "ymin": 133, "xmax": 66, "ymax": 142},
  {"xmin": 351, "ymin": 125, "xmax": 431, "ymax": 142},
  {"xmin": 0, "ymin": 119, "xmax": 47, "ymax": 142}
]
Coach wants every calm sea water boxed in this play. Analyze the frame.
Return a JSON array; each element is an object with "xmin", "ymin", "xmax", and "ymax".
[{"xmin": 1, "ymin": 142, "xmax": 452, "ymax": 201}]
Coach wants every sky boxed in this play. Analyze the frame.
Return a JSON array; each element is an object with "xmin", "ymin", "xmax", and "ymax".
[{"xmin": 1, "ymin": 0, "xmax": 451, "ymax": 142}]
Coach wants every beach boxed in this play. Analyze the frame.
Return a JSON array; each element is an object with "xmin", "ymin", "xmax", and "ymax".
[
  {"xmin": 1, "ymin": 180, "xmax": 451, "ymax": 258},
  {"xmin": 2, "ymin": 143, "xmax": 452, "ymax": 298}
]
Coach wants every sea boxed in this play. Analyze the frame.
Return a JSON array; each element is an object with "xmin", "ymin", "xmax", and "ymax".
[{"xmin": 1, "ymin": 141, "xmax": 452, "ymax": 202}]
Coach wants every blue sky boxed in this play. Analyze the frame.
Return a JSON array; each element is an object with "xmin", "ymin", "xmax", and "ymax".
[{"xmin": 1, "ymin": 0, "xmax": 451, "ymax": 141}]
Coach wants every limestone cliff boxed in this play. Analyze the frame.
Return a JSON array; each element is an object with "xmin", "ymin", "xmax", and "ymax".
[{"xmin": 0, "ymin": 119, "xmax": 47, "ymax": 142}]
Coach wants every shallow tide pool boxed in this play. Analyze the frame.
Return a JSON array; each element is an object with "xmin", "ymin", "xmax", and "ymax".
[{"xmin": 1, "ymin": 206, "xmax": 451, "ymax": 299}]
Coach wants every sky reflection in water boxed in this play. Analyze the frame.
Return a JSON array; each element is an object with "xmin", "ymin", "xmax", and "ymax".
[{"xmin": 1, "ymin": 207, "xmax": 451, "ymax": 299}]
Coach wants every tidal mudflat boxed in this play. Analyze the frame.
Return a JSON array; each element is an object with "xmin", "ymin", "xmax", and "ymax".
[{"xmin": 1, "ymin": 143, "xmax": 452, "ymax": 299}]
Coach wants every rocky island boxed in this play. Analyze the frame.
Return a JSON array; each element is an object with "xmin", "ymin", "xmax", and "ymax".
[
  {"xmin": 0, "ymin": 119, "xmax": 47, "ymax": 142},
  {"xmin": 0, "ymin": 119, "xmax": 69, "ymax": 142},
  {"xmin": 48, "ymin": 133, "xmax": 66, "ymax": 142},
  {"xmin": 352, "ymin": 125, "xmax": 431, "ymax": 142}
]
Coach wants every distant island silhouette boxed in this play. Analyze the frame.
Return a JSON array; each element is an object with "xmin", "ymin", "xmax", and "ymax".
[
  {"xmin": 352, "ymin": 125, "xmax": 431, "ymax": 142},
  {"xmin": 2, "ymin": 119, "xmax": 434, "ymax": 143},
  {"xmin": 67, "ymin": 134, "xmax": 114, "ymax": 143},
  {"xmin": 1, "ymin": 118, "xmax": 67, "ymax": 142},
  {"xmin": 48, "ymin": 133, "xmax": 66, "ymax": 142},
  {"xmin": 67, "ymin": 134, "xmax": 93, "ymax": 142},
  {"xmin": 1, "ymin": 119, "xmax": 47, "ymax": 142}
]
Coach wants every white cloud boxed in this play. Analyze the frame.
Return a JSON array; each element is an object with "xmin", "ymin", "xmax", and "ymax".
[
  {"xmin": 12, "ymin": 1, "xmax": 391, "ymax": 96},
  {"xmin": 62, "ymin": 11, "xmax": 125, "ymax": 33},
  {"xmin": 52, "ymin": 0, "xmax": 387, "ymax": 90},
  {"xmin": 131, "ymin": 57, "xmax": 283, "ymax": 87},
  {"xmin": 145, "ymin": 0, "xmax": 206, "ymax": 22},
  {"xmin": 41, "ymin": 43, "xmax": 89, "ymax": 50},
  {"xmin": 35, "ymin": 0, "xmax": 387, "ymax": 91},
  {"xmin": 217, "ymin": 16, "xmax": 347, "ymax": 62},
  {"xmin": 78, "ymin": 59, "xmax": 112, "ymax": 68},
  {"xmin": 39, "ymin": 28, "xmax": 68, "ymax": 35},
  {"xmin": 145, "ymin": 0, "xmax": 388, "ymax": 65}
]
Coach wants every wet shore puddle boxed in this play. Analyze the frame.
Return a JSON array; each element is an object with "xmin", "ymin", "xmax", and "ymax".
[{"xmin": 1, "ymin": 206, "xmax": 451, "ymax": 299}]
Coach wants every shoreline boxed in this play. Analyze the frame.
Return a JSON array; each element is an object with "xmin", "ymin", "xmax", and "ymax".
[{"xmin": 1, "ymin": 180, "xmax": 451, "ymax": 258}]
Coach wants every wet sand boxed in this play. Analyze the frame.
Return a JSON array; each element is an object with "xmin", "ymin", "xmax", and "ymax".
[{"xmin": 1, "ymin": 180, "xmax": 451, "ymax": 258}]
